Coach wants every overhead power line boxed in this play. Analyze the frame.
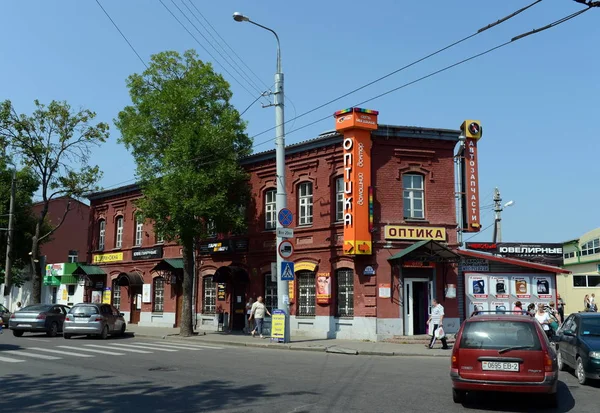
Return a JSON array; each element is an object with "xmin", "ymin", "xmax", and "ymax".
[{"xmin": 95, "ymin": 0, "xmax": 148, "ymax": 69}]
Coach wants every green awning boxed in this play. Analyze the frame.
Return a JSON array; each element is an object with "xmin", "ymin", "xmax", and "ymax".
[
  {"xmin": 43, "ymin": 275, "xmax": 61, "ymax": 286},
  {"xmin": 72, "ymin": 265, "xmax": 107, "ymax": 276},
  {"xmin": 387, "ymin": 240, "xmax": 459, "ymax": 262},
  {"xmin": 151, "ymin": 258, "xmax": 184, "ymax": 273},
  {"xmin": 387, "ymin": 240, "xmax": 430, "ymax": 261},
  {"xmin": 61, "ymin": 275, "xmax": 79, "ymax": 284}
]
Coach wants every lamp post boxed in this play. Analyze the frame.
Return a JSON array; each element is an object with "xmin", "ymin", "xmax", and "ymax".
[
  {"xmin": 233, "ymin": 12, "xmax": 290, "ymax": 343},
  {"xmin": 492, "ymin": 187, "xmax": 514, "ymax": 243},
  {"xmin": 2, "ymin": 167, "xmax": 16, "ymax": 309}
]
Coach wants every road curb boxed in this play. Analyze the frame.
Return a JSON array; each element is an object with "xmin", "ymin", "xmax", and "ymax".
[{"xmin": 132, "ymin": 332, "xmax": 451, "ymax": 357}]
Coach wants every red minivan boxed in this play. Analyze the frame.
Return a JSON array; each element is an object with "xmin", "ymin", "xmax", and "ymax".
[{"xmin": 450, "ymin": 313, "xmax": 559, "ymax": 407}]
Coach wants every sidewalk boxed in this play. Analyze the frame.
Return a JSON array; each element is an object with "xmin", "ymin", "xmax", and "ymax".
[{"xmin": 126, "ymin": 324, "xmax": 453, "ymax": 357}]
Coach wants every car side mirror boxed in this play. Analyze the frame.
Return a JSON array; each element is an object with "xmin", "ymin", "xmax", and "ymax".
[{"xmin": 563, "ymin": 330, "xmax": 575, "ymax": 336}]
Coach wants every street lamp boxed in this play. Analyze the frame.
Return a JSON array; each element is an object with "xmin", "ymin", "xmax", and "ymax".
[
  {"xmin": 492, "ymin": 187, "xmax": 514, "ymax": 243},
  {"xmin": 233, "ymin": 12, "xmax": 290, "ymax": 343}
]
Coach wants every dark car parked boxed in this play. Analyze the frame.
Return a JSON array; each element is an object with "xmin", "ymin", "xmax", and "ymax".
[
  {"xmin": 9, "ymin": 304, "xmax": 70, "ymax": 337},
  {"xmin": 0, "ymin": 304, "xmax": 10, "ymax": 327},
  {"xmin": 553, "ymin": 312, "xmax": 600, "ymax": 385}
]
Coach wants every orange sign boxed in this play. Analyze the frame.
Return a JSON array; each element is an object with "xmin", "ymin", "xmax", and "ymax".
[
  {"xmin": 334, "ymin": 108, "xmax": 378, "ymax": 255},
  {"xmin": 288, "ymin": 279, "xmax": 295, "ymax": 302},
  {"xmin": 461, "ymin": 120, "xmax": 482, "ymax": 232}
]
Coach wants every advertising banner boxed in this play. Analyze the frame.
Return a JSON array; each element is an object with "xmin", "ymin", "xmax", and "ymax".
[
  {"xmin": 217, "ymin": 283, "xmax": 226, "ymax": 301},
  {"xmin": 316, "ymin": 273, "xmax": 331, "ymax": 304},
  {"xmin": 270, "ymin": 309, "xmax": 285, "ymax": 342},
  {"xmin": 142, "ymin": 284, "xmax": 152, "ymax": 303},
  {"xmin": 93, "ymin": 252, "xmax": 123, "ymax": 264},
  {"xmin": 91, "ymin": 290, "xmax": 102, "ymax": 304},
  {"xmin": 469, "ymin": 301, "xmax": 489, "ymax": 315},
  {"xmin": 533, "ymin": 276, "xmax": 553, "ymax": 299},
  {"xmin": 384, "ymin": 225, "xmax": 447, "ymax": 241},
  {"xmin": 464, "ymin": 242, "xmax": 563, "ymax": 266},
  {"xmin": 467, "ymin": 274, "xmax": 488, "ymax": 299},
  {"xmin": 490, "ymin": 301, "xmax": 510, "ymax": 314},
  {"xmin": 102, "ymin": 288, "xmax": 111, "ymax": 304},
  {"xmin": 512, "ymin": 276, "xmax": 531, "ymax": 299},
  {"xmin": 490, "ymin": 275, "xmax": 510, "ymax": 299}
]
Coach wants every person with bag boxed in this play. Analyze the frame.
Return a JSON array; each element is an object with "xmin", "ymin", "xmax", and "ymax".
[
  {"xmin": 249, "ymin": 296, "xmax": 271, "ymax": 339},
  {"xmin": 426, "ymin": 298, "xmax": 449, "ymax": 350}
]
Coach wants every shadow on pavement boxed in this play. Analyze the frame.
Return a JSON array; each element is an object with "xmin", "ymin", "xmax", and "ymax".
[
  {"xmin": 68, "ymin": 332, "xmax": 137, "ymax": 341},
  {"xmin": 0, "ymin": 344, "xmax": 22, "ymax": 351},
  {"xmin": 461, "ymin": 381, "xmax": 575, "ymax": 412},
  {"xmin": 0, "ymin": 373, "xmax": 316, "ymax": 412}
]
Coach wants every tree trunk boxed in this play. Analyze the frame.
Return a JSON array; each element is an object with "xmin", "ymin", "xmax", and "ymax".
[
  {"xmin": 180, "ymin": 238, "xmax": 195, "ymax": 337},
  {"xmin": 30, "ymin": 232, "xmax": 41, "ymax": 304}
]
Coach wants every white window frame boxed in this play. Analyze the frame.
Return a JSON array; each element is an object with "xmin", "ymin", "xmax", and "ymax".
[
  {"xmin": 335, "ymin": 176, "xmax": 344, "ymax": 222},
  {"xmin": 112, "ymin": 279, "xmax": 121, "ymax": 310},
  {"xmin": 403, "ymin": 174, "xmax": 425, "ymax": 219},
  {"xmin": 336, "ymin": 269, "xmax": 354, "ymax": 317},
  {"xmin": 265, "ymin": 189, "xmax": 276, "ymax": 230},
  {"xmin": 67, "ymin": 251, "xmax": 78, "ymax": 263},
  {"xmin": 203, "ymin": 276, "xmax": 217, "ymax": 314},
  {"xmin": 265, "ymin": 273, "xmax": 277, "ymax": 313},
  {"xmin": 115, "ymin": 216, "xmax": 124, "ymax": 249},
  {"xmin": 573, "ymin": 274, "xmax": 600, "ymax": 288},
  {"xmin": 134, "ymin": 215, "xmax": 143, "ymax": 246},
  {"xmin": 98, "ymin": 220, "xmax": 106, "ymax": 250},
  {"xmin": 153, "ymin": 277, "xmax": 165, "ymax": 312},
  {"xmin": 298, "ymin": 182, "xmax": 313, "ymax": 226},
  {"xmin": 581, "ymin": 238, "xmax": 600, "ymax": 256},
  {"xmin": 297, "ymin": 271, "xmax": 316, "ymax": 316}
]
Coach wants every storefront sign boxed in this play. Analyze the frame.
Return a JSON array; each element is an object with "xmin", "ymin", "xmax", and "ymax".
[
  {"xmin": 91, "ymin": 290, "xmax": 102, "ymax": 304},
  {"xmin": 363, "ymin": 266, "xmax": 376, "ymax": 276},
  {"xmin": 93, "ymin": 252, "xmax": 123, "ymax": 264},
  {"xmin": 288, "ymin": 279, "xmax": 295, "ymax": 302},
  {"xmin": 316, "ymin": 272, "xmax": 331, "ymax": 304},
  {"xmin": 461, "ymin": 258, "xmax": 489, "ymax": 272},
  {"xmin": 384, "ymin": 225, "xmax": 446, "ymax": 241},
  {"xmin": 465, "ymin": 242, "xmax": 563, "ymax": 257},
  {"xmin": 142, "ymin": 284, "xmax": 152, "ymax": 303},
  {"xmin": 403, "ymin": 261, "xmax": 435, "ymax": 268},
  {"xmin": 46, "ymin": 263, "xmax": 65, "ymax": 277},
  {"xmin": 378, "ymin": 283, "xmax": 391, "ymax": 298},
  {"xmin": 335, "ymin": 107, "xmax": 378, "ymax": 256},
  {"xmin": 217, "ymin": 283, "xmax": 226, "ymax": 301},
  {"xmin": 198, "ymin": 238, "xmax": 249, "ymax": 254},
  {"xmin": 132, "ymin": 246, "xmax": 163, "ymax": 261},
  {"xmin": 460, "ymin": 120, "xmax": 482, "ymax": 233},
  {"xmin": 102, "ymin": 288, "xmax": 111, "ymax": 304},
  {"xmin": 294, "ymin": 261, "xmax": 317, "ymax": 272},
  {"xmin": 271, "ymin": 309, "xmax": 286, "ymax": 342}
]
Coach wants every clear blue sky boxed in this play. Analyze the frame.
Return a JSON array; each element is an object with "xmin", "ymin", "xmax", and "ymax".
[{"xmin": 1, "ymin": 0, "xmax": 598, "ymax": 243}]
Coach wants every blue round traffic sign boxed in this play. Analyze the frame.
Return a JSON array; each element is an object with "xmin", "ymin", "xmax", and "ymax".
[{"xmin": 278, "ymin": 208, "xmax": 293, "ymax": 227}]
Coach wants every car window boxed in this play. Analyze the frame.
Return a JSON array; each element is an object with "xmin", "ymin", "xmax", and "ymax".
[
  {"xmin": 560, "ymin": 316, "xmax": 574, "ymax": 332},
  {"xmin": 71, "ymin": 306, "xmax": 99, "ymax": 316},
  {"xmin": 111, "ymin": 305, "xmax": 120, "ymax": 316},
  {"xmin": 61, "ymin": 306, "xmax": 69, "ymax": 315},
  {"xmin": 101, "ymin": 305, "xmax": 112, "ymax": 315},
  {"xmin": 572, "ymin": 318, "xmax": 580, "ymax": 334},
  {"xmin": 50, "ymin": 306, "xmax": 62, "ymax": 314},
  {"xmin": 580, "ymin": 317, "xmax": 600, "ymax": 336},
  {"xmin": 23, "ymin": 304, "xmax": 52, "ymax": 312},
  {"xmin": 460, "ymin": 320, "xmax": 542, "ymax": 351}
]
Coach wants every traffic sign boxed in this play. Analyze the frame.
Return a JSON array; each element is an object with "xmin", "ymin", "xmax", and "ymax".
[
  {"xmin": 281, "ymin": 261, "xmax": 295, "ymax": 281},
  {"xmin": 276, "ymin": 227, "xmax": 294, "ymax": 238},
  {"xmin": 278, "ymin": 240, "xmax": 294, "ymax": 259},
  {"xmin": 278, "ymin": 208, "xmax": 293, "ymax": 227}
]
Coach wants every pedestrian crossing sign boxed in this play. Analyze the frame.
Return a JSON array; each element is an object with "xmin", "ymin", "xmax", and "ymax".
[{"xmin": 281, "ymin": 261, "xmax": 295, "ymax": 281}]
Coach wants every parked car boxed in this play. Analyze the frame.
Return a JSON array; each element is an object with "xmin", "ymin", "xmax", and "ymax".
[
  {"xmin": 553, "ymin": 312, "xmax": 600, "ymax": 385},
  {"xmin": 450, "ymin": 313, "xmax": 558, "ymax": 407},
  {"xmin": 8, "ymin": 304, "xmax": 70, "ymax": 337},
  {"xmin": 0, "ymin": 304, "xmax": 10, "ymax": 327},
  {"xmin": 63, "ymin": 303, "xmax": 126, "ymax": 339}
]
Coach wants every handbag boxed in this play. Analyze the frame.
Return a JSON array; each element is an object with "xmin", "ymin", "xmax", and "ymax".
[{"xmin": 435, "ymin": 326, "xmax": 445, "ymax": 339}]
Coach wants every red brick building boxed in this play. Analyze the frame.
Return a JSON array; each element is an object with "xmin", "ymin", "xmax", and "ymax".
[{"xmin": 84, "ymin": 117, "xmax": 467, "ymax": 339}]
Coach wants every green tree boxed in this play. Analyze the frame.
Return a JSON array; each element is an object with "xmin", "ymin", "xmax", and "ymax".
[
  {"xmin": 0, "ymin": 100, "xmax": 109, "ymax": 303},
  {"xmin": 116, "ymin": 50, "xmax": 252, "ymax": 336}
]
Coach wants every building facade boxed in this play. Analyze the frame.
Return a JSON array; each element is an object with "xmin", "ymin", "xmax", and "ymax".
[{"xmin": 558, "ymin": 228, "xmax": 600, "ymax": 314}]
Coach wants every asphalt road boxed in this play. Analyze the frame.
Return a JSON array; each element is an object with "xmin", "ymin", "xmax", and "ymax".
[{"xmin": 0, "ymin": 331, "xmax": 599, "ymax": 413}]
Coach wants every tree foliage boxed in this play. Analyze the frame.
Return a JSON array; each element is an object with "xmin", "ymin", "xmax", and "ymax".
[
  {"xmin": 116, "ymin": 50, "xmax": 252, "ymax": 336},
  {"xmin": 0, "ymin": 100, "xmax": 109, "ymax": 302}
]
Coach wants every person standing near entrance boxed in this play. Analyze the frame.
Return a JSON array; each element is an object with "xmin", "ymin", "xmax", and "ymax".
[
  {"xmin": 557, "ymin": 294, "xmax": 565, "ymax": 323},
  {"xmin": 427, "ymin": 298, "xmax": 449, "ymax": 350},
  {"xmin": 244, "ymin": 297, "xmax": 254, "ymax": 334},
  {"xmin": 249, "ymin": 296, "xmax": 271, "ymax": 339}
]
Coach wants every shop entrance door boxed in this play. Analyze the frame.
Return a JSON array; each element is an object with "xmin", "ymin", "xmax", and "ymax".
[
  {"xmin": 404, "ymin": 278, "xmax": 433, "ymax": 335},
  {"xmin": 175, "ymin": 282, "xmax": 183, "ymax": 327},
  {"xmin": 130, "ymin": 287, "xmax": 141, "ymax": 324},
  {"xmin": 232, "ymin": 283, "xmax": 247, "ymax": 331}
]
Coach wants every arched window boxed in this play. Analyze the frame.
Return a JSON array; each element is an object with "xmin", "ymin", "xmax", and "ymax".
[
  {"xmin": 336, "ymin": 268, "xmax": 354, "ymax": 317},
  {"xmin": 98, "ymin": 219, "xmax": 106, "ymax": 250},
  {"xmin": 115, "ymin": 216, "xmax": 124, "ymax": 248},
  {"xmin": 203, "ymin": 276, "xmax": 217, "ymax": 314},
  {"xmin": 153, "ymin": 277, "xmax": 165, "ymax": 313},
  {"xmin": 112, "ymin": 279, "xmax": 121, "ymax": 310},
  {"xmin": 403, "ymin": 174, "xmax": 424, "ymax": 219},
  {"xmin": 298, "ymin": 182, "xmax": 313, "ymax": 226},
  {"xmin": 134, "ymin": 214, "xmax": 143, "ymax": 246},
  {"xmin": 297, "ymin": 270, "xmax": 316, "ymax": 316},
  {"xmin": 265, "ymin": 189, "xmax": 276, "ymax": 230}
]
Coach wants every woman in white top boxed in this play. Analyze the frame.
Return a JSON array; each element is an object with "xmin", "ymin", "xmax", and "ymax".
[
  {"xmin": 534, "ymin": 304, "xmax": 552, "ymax": 338},
  {"xmin": 244, "ymin": 297, "xmax": 254, "ymax": 334}
]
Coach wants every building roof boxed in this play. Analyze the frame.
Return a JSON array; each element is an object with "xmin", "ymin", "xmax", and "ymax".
[
  {"xmin": 32, "ymin": 195, "xmax": 90, "ymax": 208},
  {"xmin": 458, "ymin": 249, "xmax": 571, "ymax": 274}
]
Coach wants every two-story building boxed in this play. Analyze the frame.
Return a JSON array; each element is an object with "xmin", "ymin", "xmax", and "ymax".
[{"xmin": 84, "ymin": 109, "xmax": 467, "ymax": 340}]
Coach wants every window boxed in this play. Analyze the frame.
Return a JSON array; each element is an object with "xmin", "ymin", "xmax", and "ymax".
[
  {"xmin": 573, "ymin": 274, "xmax": 600, "ymax": 288},
  {"xmin": 298, "ymin": 182, "xmax": 313, "ymax": 226},
  {"xmin": 98, "ymin": 220, "xmax": 106, "ymax": 250},
  {"xmin": 207, "ymin": 219, "xmax": 216, "ymax": 238},
  {"xmin": 403, "ymin": 174, "xmax": 424, "ymax": 219},
  {"xmin": 297, "ymin": 271, "xmax": 316, "ymax": 316},
  {"xmin": 112, "ymin": 280, "xmax": 121, "ymax": 310},
  {"xmin": 265, "ymin": 189, "xmax": 276, "ymax": 230},
  {"xmin": 153, "ymin": 277, "xmax": 165, "ymax": 312},
  {"xmin": 134, "ymin": 215, "xmax": 143, "ymax": 246},
  {"xmin": 336, "ymin": 269, "xmax": 354, "ymax": 317},
  {"xmin": 335, "ymin": 177, "xmax": 344, "ymax": 222},
  {"xmin": 67, "ymin": 250, "xmax": 78, "ymax": 263},
  {"xmin": 67, "ymin": 285, "xmax": 76, "ymax": 296},
  {"xmin": 581, "ymin": 238, "xmax": 600, "ymax": 256},
  {"xmin": 115, "ymin": 216, "xmax": 124, "ymax": 248},
  {"xmin": 459, "ymin": 321, "xmax": 542, "ymax": 351},
  {"xmin": 563, "ymin": 251, "xmax": 575, "ymax": 259},
  {"xmin": 203, "ymin": 276, "xmax": 217, "ymax": 314},
  {"xmin": 265, "ymin": 273, "xmax": 277, "ymax": 313}
]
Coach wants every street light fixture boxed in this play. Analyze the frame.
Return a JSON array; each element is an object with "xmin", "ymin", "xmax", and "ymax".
[{"xmin": 233, "ymin": 12, "xmax": 289, "ymax": 343}]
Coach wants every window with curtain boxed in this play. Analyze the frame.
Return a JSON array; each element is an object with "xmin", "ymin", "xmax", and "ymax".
[
  {"xmin": 336, "ymin": 269, "xmax": 354, "ymax": 317},
  {"xmin": 153, "ymin": 277, "xmax": 165, "ymax": 312}
]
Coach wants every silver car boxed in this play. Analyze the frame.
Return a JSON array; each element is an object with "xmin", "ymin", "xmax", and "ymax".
[
  {"xmin": 63, "ymin": 303, "xmax": 126, "ymax": 339},
  {"xmin": 9, "ymin": 304, "xmax": 70, "ymax": 337}
]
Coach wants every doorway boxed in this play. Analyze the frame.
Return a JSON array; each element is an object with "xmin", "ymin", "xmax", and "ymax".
[
  {"xmin": 174, "ymin": 282, "xmax": 183, "ymax": 327},
  {"xmin": 404, "ymin": 278, "xmax": 433, "ymax": 335},
  {"xmin": 231, "ymin": 282, "xmax": 247, "ymax": 331},
  {"xmin": 130, "ymin": 286, "xmax": 142, "ymax": 324}
]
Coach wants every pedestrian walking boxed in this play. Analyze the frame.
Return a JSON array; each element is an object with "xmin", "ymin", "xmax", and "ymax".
[
  {"xmin": 591, "ymin": 293, "xmax": 597, "ymax": 312},
  {"xmin": 427, "ymin": 298, "xmax": 449, "ymax": 350},
  {"xmin": 244, "ymin": 297, "xmax": 254, "ymax": 334},
  {"xmin": 584, "ymin": 294, "xmax": 591, "ymax": 312},
  {"xmin": 249, "ymin": 296, "xmax": 271, "ymax": 339},
  {"xmin": 557, "ymin": 294, "xmax": 565, "ymax": 323}
]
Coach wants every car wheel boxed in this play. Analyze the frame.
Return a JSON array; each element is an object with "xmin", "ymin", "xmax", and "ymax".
[
  {"xmin": 100, "ymin": 325, "xmax": 108, "ymax": 340},
  {"xmin": 47, "ymin": 322, "xmax": 58, "ymax": 337},
  {"xmin": 557, "ymin": 349, "xmax": 566, "ymax": 371},
  {"xmin": 64, "ymin": 333, "xmax": 72, "ymax": 339},
  {"xmin": 12, "ymin": 330, "xmax": 24, "ymax": 337},
  {"xmin": 452, "ymin": 388, "xmax": 465, "ymax": 404},
  {"xmin": 576, "ymin": 357, "xmax": 587, "ymax": 385},
  {"xmin": 119, "ymin": 324, "xmax": 126, "ymax": 336}
]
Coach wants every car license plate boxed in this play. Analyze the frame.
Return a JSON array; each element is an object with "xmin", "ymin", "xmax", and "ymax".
[
  {"xmin": 481, "ymin": 361, "xmax": 519, "ymax": 372},
  {"xmin": 17, "ymin": 324, "xmax": 32, "ymax": 328}
]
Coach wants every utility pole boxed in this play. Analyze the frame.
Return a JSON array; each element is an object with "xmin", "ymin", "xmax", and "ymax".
[
  {"xmin": 2, "ymin": 168, "xmax": 16, "ymax": 308},
  {"xmin": 492, "ymin": 187, "xmax": 502, "ymax": 243}
]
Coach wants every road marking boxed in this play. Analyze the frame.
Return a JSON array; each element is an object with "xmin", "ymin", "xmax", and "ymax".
[
  {"xmin": 145, "ymin": 342, "xmax": 206, "ymax": 351},
  {"xmin": 3, "ymin": 350, "xmax": 61, "ymax": 360},
  {"xmin": 28, "ymin": 347, "xmax": 95, "ymax": 358},
  {"xmin": 24, "ymin": 337, "xmax": 52, "ymax": 343},
  {"xmin": 151, "ymin": 341, "xmax": 223, "ymax": 350},
  {"xmin": 122, "ymin": 343, "xmax": 179, "ymax": 352},
  {"xmin": 0, "ymin": 355, "xmax": 26, "ymax": 363},
  {"xmin": 87, "ymin": 344, "xmax": 152, "ymax": 354},
  {"xmin": 57, "ymin": 345, "xmax": 126, "ymax": 356}
]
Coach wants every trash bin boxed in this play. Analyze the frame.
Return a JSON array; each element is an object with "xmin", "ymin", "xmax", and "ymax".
[{"xmin": 218, "ymin": 312, "xmax": 229, "ymax": 331}]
